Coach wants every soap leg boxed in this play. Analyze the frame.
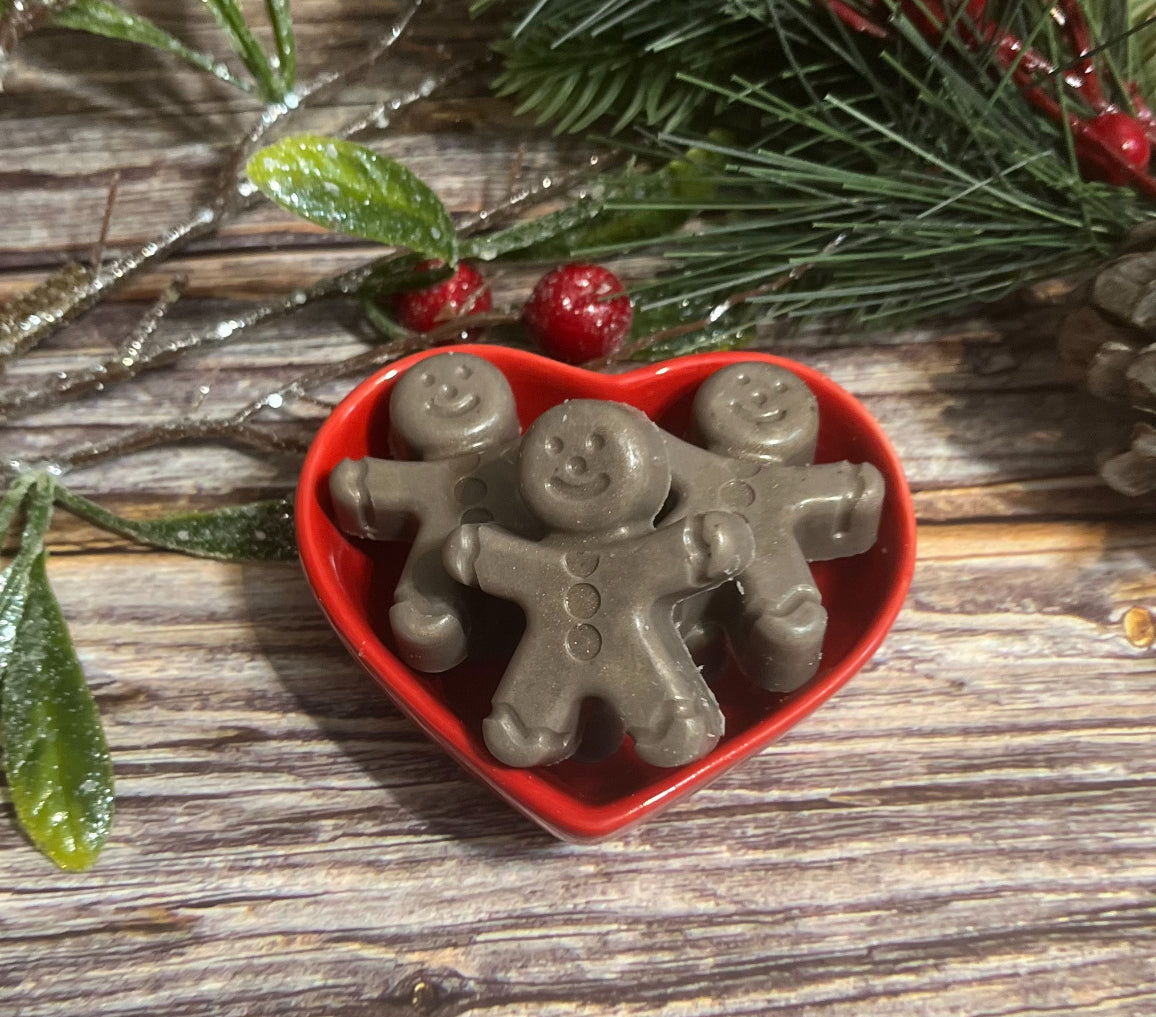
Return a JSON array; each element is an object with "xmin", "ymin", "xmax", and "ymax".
[
  {"xmin": 390, "ymin": 542, "xmax": 470, "ymax": 673},
  {"xmin": 484, "ymin": 649, "xmax": 583, "ymax": 767},
  {"xmin": 615, "ymin": 648, "xmax": 724, "ymax": 768},
  {"xmin": 674, "ymin": 588, "xmax": 726, "ymax": 662},
  {"xmin": 572, "ymin": 698, "xmax": 626, "ymax": 763},
  {"xmin": 732, "ymin": 554, "xmax": 827, "ymax": 693}
]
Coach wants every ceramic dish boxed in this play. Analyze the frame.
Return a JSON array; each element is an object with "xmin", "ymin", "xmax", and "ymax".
[{"xmin": 296, "ymin": 345, "xmax": 917, "ymax": 841}]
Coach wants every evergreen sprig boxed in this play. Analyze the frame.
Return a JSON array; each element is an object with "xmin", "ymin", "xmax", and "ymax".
[
  {"xmin": 482, "ymin": 0, "xmax": 766, "ymax": 135},
  {"xmin": 480, "ymin": 0, "xmax": 1156, "ymax": 346}
]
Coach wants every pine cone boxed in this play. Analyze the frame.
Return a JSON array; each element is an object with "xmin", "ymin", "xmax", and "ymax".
[
  {"xmin": 1100, "ymin": 423, "xmax": 1156, "ymax": 496},
  {"xmin": 1062, "ymin": 251, "xmax": 1156, "ymax": 495},
  {"xmin": 1091, "ymin": 252, "xmax": 1156, "ymax": 330},
  {"xmin": 1057, "ymin": 306, "xmax": 1141, "ymax": 401}
]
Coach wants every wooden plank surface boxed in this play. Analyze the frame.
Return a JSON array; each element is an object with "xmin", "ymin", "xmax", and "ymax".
[{"xmin": 3, "ymin": 3, "xmax": 1156, "ymax": 1016}]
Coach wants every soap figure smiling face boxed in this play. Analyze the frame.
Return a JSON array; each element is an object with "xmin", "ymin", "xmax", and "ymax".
[
  {"xmin": 328, "ymin": 351, "xmax": 530, "ymax": 674},
  {"xmin": 390, "ymin": 351, "xmax": 520, "ymax": 460},
  {"xmin": 443, "ymin": 395, "xmax": 748, "ymax": 770},
  {"xmin": 694, "ymin": 362, "xmax": 819, "ymax": 465},
  {"xmin": 518, "ymin": 400, "xmax": 671, "ymax": 535}
]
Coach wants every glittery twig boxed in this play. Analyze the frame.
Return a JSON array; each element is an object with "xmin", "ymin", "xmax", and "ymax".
[
  {"xmin": 0, "ymin": 0, "xmax": 430, "ymax": 357},
  {"xmin": 0, "ymin": 260, "xmax": 383, "ymax": 422},
  {"xmin": 0, "ymin": 168, "xmax": 589, "ymax": 422},
  {"xmin": 41, "ymin": 309, "xmax": 519, "ymax": 474},
  {"xmin": 0, "ymin": 263, "xmax": 96, "ymax": 368}
]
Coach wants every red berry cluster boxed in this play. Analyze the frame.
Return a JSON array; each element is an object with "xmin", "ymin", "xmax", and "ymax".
[{"xmin": 389, "ymin": 260, "xmax": 633, "ymax": 365}]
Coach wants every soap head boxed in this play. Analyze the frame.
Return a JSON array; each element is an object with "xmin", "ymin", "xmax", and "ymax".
[
  {"xmin": 693, "ymin": 361, "xmax": 819, "ymax": 465},
  {"xmin": 389, "ymin": 351, "xmax": 519, "ymax": 460},
  {"xmin": 518, "ymin": 399, "xmax": 671, "ymax": 533}
]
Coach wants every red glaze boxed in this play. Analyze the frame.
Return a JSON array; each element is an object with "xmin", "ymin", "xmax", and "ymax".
[
  {"xmin": 523, "ymin": 263, "xmax": 633, "ymax": 364},
  {"xmin": 393, "ymin": 260, "xmax": 492, "ymax": 333},
  {"xmin": 297, "ymin": 346, "xmax": 917, "ymax": 842}
]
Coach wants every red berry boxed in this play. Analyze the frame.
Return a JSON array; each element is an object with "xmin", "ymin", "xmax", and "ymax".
[
  {"xmin": 1077, "ymin": 112, "xmax": 1151, "ymax": 186},
  {"xmin": 392, "ymin": 260, "xmax": 492, "ymax": 333},
  {"xmin": 523, "ymin": 263, "xmax": 633, "ymax": 364}
]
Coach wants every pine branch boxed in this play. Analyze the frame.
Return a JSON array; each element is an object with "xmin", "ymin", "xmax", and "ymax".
[
  {"xmin": 488, "ymin": 2, "xmax": 764, "ymax": 135},
  {"xmin": 485, "ymin": 0, "xmax": 1156, "ymax": 345}
]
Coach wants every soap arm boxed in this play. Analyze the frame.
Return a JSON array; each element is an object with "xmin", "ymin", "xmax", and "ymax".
[
  {"xmin": 639, "ymin": 511, "xmax": 756, "ymax": 601},
  {"xmin": 444, "ymin": 523, "xmax": 541, "ymax": 605},
  {"xmin": 781, "ymin": 462, "xmax": 885, "ymax": 561},
  {"xmin": 329, "ymin": 456, "xmax": 442, "ymax": 541}
]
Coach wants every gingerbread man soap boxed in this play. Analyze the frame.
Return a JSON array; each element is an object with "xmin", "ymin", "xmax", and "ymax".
[
  {"xmin": 300, "ymin": 346, "xmax": 916, "ymax": 839},
  {"xmin": 665, "ymin": 361, "xmax": 885, "ymax": 692},
  {"xmin": 444, "ymin": 399, "xmax": 756, "ymax": 768},
  {"xmin": 328, "ymin": 351, "xmax": 541, "ymax": 673}
]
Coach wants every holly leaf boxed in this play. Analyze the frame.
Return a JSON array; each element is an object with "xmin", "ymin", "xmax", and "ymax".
[
  {"xmin": 1, "ymin": 551, "xmax": 114, "ymax": 871},
  {"xmin": 247, "ymin": 136, "xmax": 457, "ymax": 262},
  {"xmin": 53, "ymin": 487, "xmax": 297, "ymax": 562}
]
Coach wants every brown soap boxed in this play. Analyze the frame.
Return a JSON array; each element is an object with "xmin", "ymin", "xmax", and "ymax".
[
  {"xmin": 329, "ymin": 352, "xmax": 540, "ymax": 673},
  {"xmin": 666, "ymin": 361, "xmax": 886, "ymax": 693},
  {"xmin": 444, "ymin": 399, "xmax": 755, "ymax": 769}
]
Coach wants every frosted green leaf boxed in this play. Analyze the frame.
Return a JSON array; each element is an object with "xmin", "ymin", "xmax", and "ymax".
[
  {"xmin": 357, "ymin": 255, "xmax": 454, "ymax": 340},
  {"xmin": 0, "ymin": 475, "xmax": 37, "ymax": 545},
  {"xmin": 357, "ymin": 253, "xmax": 452, "ymax": 297},
  {"xmin": 461, "ymin": 197, "xmax": 608, "ymax": 261},
  {"xmin": 1, "ymin": 551, "xmax": 114, "ymax": 871},
  {"xmin": 463, "ymin": 156, "xmax": 718, "ymax": 262},
  {"xmin": 246, "ymin": 136, "xmax": 457, "ymax": 263},
  {"xmin": 0, "ymin": 476, "xmax": 54, "ymax": 680},
  {"xmin": 53, "ymin": 487, "xmax": 297, "ymax": 562}
]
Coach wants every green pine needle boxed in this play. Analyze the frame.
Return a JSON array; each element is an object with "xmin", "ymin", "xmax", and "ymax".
[{"xmin": 483, "ymin": 0, "xmax": 1156, "ymax": 345}]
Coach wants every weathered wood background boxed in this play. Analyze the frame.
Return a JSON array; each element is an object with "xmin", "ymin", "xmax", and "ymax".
[{"xmin": 3, "ymin": 3, "xmax": 1156, "ymax": 1014}]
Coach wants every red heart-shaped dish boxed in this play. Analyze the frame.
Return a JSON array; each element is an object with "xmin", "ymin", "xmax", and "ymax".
[{"xmin": 297, "ymin": 345, "xmax": 915, "ymax": 841}]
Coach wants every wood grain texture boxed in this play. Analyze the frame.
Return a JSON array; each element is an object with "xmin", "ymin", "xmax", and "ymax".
[{"xmin": 2, "ymin": 3, "xmax": 1156, "ymax": 1016}]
